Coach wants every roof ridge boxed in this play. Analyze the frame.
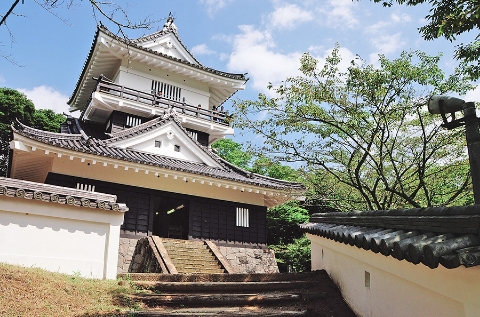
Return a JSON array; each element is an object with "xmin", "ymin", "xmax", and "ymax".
[
  {"xmin": 130, "ymin": 26, "xmax": 202, "ymax": 66},
  {"xmin": 12, "ymin": 119, "xmax": 84, "ymax": 141}
]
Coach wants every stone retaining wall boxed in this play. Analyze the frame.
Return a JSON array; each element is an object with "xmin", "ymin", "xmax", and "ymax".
[
  {"xmin": 217, "ymin": 246, "xmax": 279, "ymax": 274},
  {"xmin": 117, "ymin": 237, "xmax": 138, "ymax": 274}
]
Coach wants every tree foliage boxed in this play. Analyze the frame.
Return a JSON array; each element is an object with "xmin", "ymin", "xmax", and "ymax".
[
  {"xmin": 0, "ymin": 88, "xmax": 65, "ymax": 176},
  {"xmin": 234, "ymin": 48, "xmax": 475, "ymax": 211},
  {"xmin": 212, "ymin": 138, "xmax": 311, "ymax": 272},
  {"xmin": 267, "ymin": 201, "xmax": 309, "ymax": 245},
  {"xmin": 211, "ymin": 138, "xmax": 252, "ymax": 170},
  {"xmin": 269, "ymin": 235, "xmax": 311, "ymax": 273},
  {"xmin": 373, "ymin": 0, "xmax": 480, "ymax": 79}
]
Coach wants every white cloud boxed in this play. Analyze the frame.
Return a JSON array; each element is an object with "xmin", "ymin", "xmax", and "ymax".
[
  {"xmin": 391, "ymin": 13, "xmax": 412, "ymax": 23},
  {"xmin": 317, "ymin": 0, "xmax": 359, "ymax": 29},
  {"xmin": 226, "ymin": 25, "xmax": 356, "ymax": 95},
  {"xmin": 226, "ymin": 25, "xmax": 303, "ymax": 95},
  {"xmin": 17, "ymin": 86, "xmax": 69, "ymax": 114},
  {"xmin": 199, "ymin": 0, "xmax": 233, "ymax": 17},
  {"xmin": 269, "ymin": 4, "xmax": 314, "ymax": 30},
  {"xmin": 370, "ymin": 32, "xmax": 405, "ymax": 55},
  {"xmin": 465, "ymin": 85, "xmax": 480, "ymax": 103},
  {"xmin": 191, "ymin": 44, "xmax": 216, "ymax": 55},
  {"xmin": 364, "ymin": 13, "xmax": 411, "ymax": 56}
]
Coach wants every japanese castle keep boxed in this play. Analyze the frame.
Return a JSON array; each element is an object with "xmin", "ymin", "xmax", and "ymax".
[{"xmin": 5, "ymin": 17, "xmax": 304, "ymax": 276}]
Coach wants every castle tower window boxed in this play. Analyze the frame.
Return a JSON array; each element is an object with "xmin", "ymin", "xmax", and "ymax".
[
  {"xmin": 188, "ymin": 130, "xmax": 198, "ymax": 141},
  {"xmin": 155, "ymin": 140, "xmax": 162, "ymax": 148},
  {"xmin": 76, "ymin": 183, "xmax": 95, "ymax": 192},
  {"xmin": 126, "ymin": 115, "xmax": 142, "ymax": 128},
  {"xmin": 236, "ymin": 207, "xmax": 249, "ymax": 227},
  {"xmin": 151, "ymin": 80, "xmax": 182, "ymax": 102}
]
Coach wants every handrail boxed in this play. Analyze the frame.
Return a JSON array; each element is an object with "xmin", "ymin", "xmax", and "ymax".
[{"xmin": 94, "ymin": 78, "xmax": 230, "ymax": 125}]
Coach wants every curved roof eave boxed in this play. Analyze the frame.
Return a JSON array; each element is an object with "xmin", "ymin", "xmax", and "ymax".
[
  {"xmin": 68, "ymin": 25, "xmax": 247, "ymax": 108},
  {"xmin": 11, "ymin": 120, "xmax": 305, "ymax": 192}
]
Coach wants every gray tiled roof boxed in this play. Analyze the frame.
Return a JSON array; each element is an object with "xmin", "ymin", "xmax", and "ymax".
[
  {"xmin": 68, "ymin": 25, "xmax": 247, "ymax": 106},
  {"xmin": 301, "ymin": 206, "xmax": 480, "ymax": 269},
  {"xmin": 0, "ymin": 177, "xmax": 128, "ymax": 212},
  {"xmin": 130, "ymin": 26, "xmax": 202, "ymax": 65},
  {"xmin": 12, "ymin": 116, "xmax": 304, "ymax": 192}
]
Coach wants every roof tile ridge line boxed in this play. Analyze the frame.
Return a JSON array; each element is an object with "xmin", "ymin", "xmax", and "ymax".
[
  {"xmin": 73, "ymin": 118, "xmax": 89, "ymax": 140},
  {"xmin": 103, "ymin": 113, "xmax": 230, "ymax": 170},
  {"xmin": 212, "ymin": 154, "xmax": 304, "ymax": 187},
  {"xmin": 127, "ymin": 27, "xmax": 203, "ymax": 66},
  {"xmin": 0, "ymin": 176, "xmax": 118, "ymax": 202},
  {"xmin": 103, "ymin": 116, "xmax": 166, "ymax": 143},
  {"xmin": 11, "ymin": 119, "xmax": 83, "ymax": 139},
  {"xmin": 101, "ymin": 26, "xmax": 245, "ymax": 79},
  {"xmin": 15, "ymin": 128, "xmax": 290, "ymax": 189},
  {"xmin": 68, "ymin": 26, "xmax": 101, "ymax": 105}
]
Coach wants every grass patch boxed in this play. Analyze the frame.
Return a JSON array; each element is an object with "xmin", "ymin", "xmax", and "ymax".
[{"xmin": 0, "ymin": 263, "xmax": 143, "ymax": 317}]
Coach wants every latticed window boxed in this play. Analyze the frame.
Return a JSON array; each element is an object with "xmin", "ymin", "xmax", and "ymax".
[
  {"xmin": 236, "ymin": 207, "xmax": 249, "ymax": 227},
  {"xmin": 76, "ymin": 183, "xmax": 95, "ymax": 192},
  {"xmin": 188, "ymin": 130, "xmax": 198, "ymax": 141},
  {"xmin": 152, "ymin": 80, "xmax": 182, "ymax": 102},
  {"xmin": 126, "ymin": 115, "xmax": 142, "ymax": 127}
]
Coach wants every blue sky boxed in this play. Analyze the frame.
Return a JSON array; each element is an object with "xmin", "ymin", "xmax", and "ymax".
[{"xmin": 1, "ymin": 0, "xmax": 478, "ymax": 128}]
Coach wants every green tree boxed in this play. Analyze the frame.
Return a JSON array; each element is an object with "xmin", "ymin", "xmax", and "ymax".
[
  {"xmin": 234, "ymin": 48, "xmax": 475, "ymax": 211},
  {"xmin": 269, "ymin": 235, "xmax": 311, "ymax": 273},
  {"xmin": 0, "ymin": 88, "xmax": 65, "ymax": 176},
  {"xmin": 373, "ymin": 0, "xmax": 480, "ymax": 79},
  {"xmin": 267, "ymin": 201, "xmax": 309, "ymax": 245},
  {"xmin": 212, "ymin": 138, "xmax": 311, "ymax": 272},
  {"xmin": 211, "ymin": 138, "xmax": 252, "ymax": 170}
]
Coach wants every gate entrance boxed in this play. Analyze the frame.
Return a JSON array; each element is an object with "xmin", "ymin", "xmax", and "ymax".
[{"xmin": 152, "ymin": 196, "xmax": 189, "ymax": 239}]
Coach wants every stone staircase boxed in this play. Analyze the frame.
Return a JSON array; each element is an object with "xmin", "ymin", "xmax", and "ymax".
[
  {"xmin": 120, "ymin": 271, "xmax": 356, "ymax": 316},
  {"xmin": 162, "ymin": 239, "xmax": 225, "ymax": 274}
]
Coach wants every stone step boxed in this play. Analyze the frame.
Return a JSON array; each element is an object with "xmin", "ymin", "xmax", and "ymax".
[
  {"xmin": 134, "ymin": 281, "xmax": 318, "ymax": 293},
  {"xmin": 128, "ymin": 292, "xmax": 324, "ymax": 307},
  {"xmin": 163, "ymin": 245, "xmax": 209, "ymax": 250},
  {"xmin": 177, "ymin": 268, "xmax": 225, "ymax": 274},
  {"xmin": 168, "ymin": 253, "xmax": 218, "ymax": 265},
  {"xmin": 120, "ymin": 271, "xmax": 325, "ymax": 282},
  {"xmin": 127, "ymin": 307, "xmax": 308, "ymax": 316},
  {"xmin": 173, "ymin": 265, "xmax": 223, "ymax": 271},
  {"xmin": 165, "ymin": 252, "xmax": 215, "ymax": 258}
]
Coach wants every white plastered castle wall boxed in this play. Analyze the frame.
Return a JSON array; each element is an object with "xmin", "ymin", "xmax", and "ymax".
[
  {"xmin": 115, "ymin": 63, "xmax": 210, "ymax": 109},
  {"xmin": 0, "ymin": 194, "xmax": 125, "ymax": 279},
  {"xmin": 308, "ymin": 233, "xmax": 480, "ymax": 317}
]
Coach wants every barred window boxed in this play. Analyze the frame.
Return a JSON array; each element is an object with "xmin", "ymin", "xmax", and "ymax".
[
  {"xmin": 236, "ymin": 207, "xmax": 249, "ymax": 227},
  {"xmin": 151, "ymin": 80, "xmax": 182, "ymax": 102},
  {"xmin": 76, "ymin": 183, "xmax": 95, "ymax": 192},
  {"xmin": 188, "ymin": 130, "xmax": 198, "ymax": 141},
  {"xmin": 126, "ymin": 115, "xmax": 142, "ymax": 127}
]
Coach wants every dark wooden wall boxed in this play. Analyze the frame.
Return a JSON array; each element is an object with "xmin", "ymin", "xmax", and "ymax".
[
  {"xmin": 45, "ymin": 173, "xmax": 267, "ymax": 246},
  {"xmin": 190, "ymin": 199, "xmax": 266, "ymax": 246}
]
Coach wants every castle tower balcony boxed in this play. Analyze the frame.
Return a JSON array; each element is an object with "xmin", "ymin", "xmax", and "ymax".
[{"xmin": 82, "ymin": 76, "xmax": 234, "ymax": 140}]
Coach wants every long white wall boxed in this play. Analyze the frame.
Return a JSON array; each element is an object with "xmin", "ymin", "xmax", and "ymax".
[
  {"xmin": 308, "ymin": 233, "xmax": 480, "ymax": 317},
  {"xmin": 0, "ymin": 195, "xmax": 125, "ymax": 279}
]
